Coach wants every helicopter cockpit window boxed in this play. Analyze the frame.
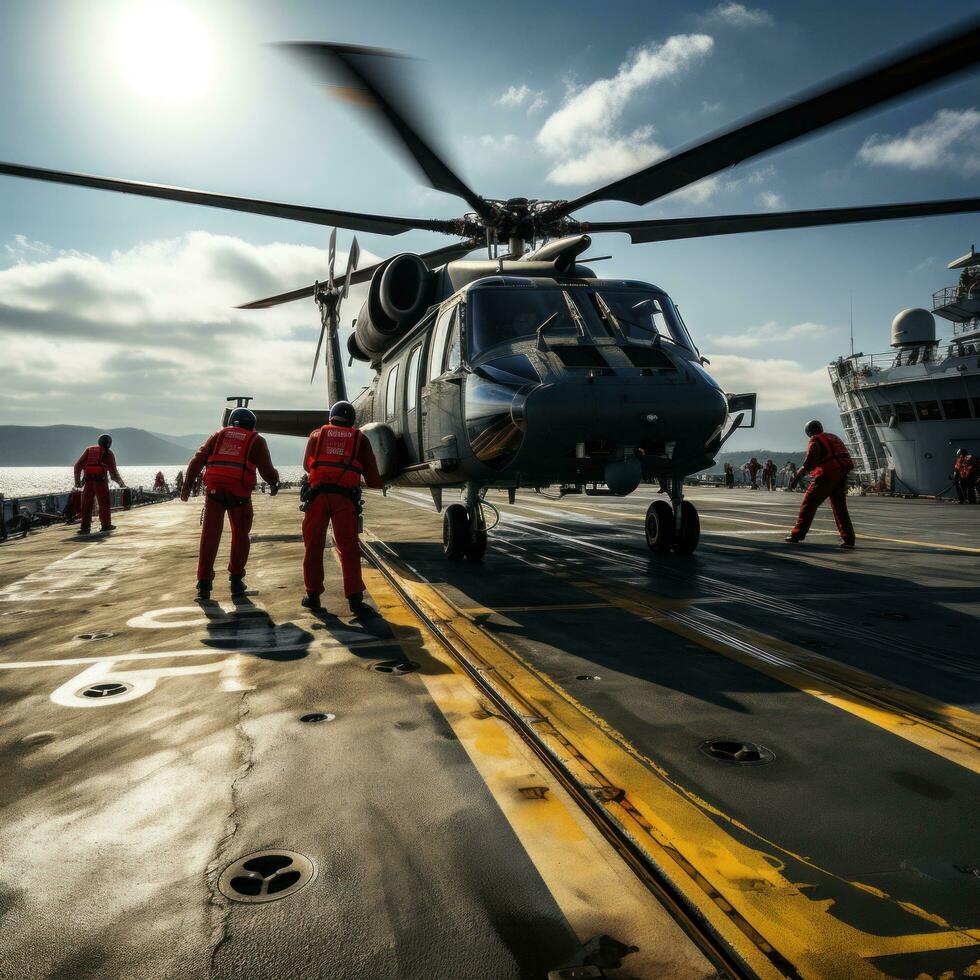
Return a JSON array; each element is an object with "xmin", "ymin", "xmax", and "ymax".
[
  {"xmin": 445, "ymin": 320, "xmax": 461, "ymax": 373},
  {"xmin": 468, "ymin": 288, "xmax": 581, "ymax": 354},
  {"xmin": 592, "ymin": 290, "xmax": 693, "ymax": 350},
  {"xmin": 429, "ymin": 305, "xmax": 456, "ymax": 380}
]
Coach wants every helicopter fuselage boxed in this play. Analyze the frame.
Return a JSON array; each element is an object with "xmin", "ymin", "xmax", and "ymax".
[{"xmin": 354, "ymin": 269, "xmax": 729, "ymax": 496}]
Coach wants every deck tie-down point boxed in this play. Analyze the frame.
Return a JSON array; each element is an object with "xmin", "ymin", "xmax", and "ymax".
[
  {"xmin": 700, "ymin": 737, "xmax": 775, "ymax": 765},
  {"xmin": 371, "ymin": 659, "xmax": 418, "ymax": 674},
  {"xmin": 218, "ymin": 849, "xmax": 316, "ymax": 904}
]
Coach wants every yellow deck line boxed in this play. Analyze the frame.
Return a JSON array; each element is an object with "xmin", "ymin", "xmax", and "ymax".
[
  {"xmin": 575, "ymin": 578, "xmax": 980, "ymax": 772},
  {"xmin": 361, "ymin": 566, "xmax": 718, "ymax": 980},
  {"xmin": 364, "ymin": 550, "xmax": 980, "ymax": 979}
]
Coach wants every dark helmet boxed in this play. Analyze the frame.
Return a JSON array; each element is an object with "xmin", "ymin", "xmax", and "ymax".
[
  {"xmin": 228, "ymin": 408, "xmax": 256, "ymax": 430},
  {"xmin": 804, "ymin": 419, "xmax": 824, "ymax": 436},
  {"xmin": 98, "ymin": 433, "xmax": 112, "ymax": 448},
  {"xmin": 329, "ymin": 400, "xmax": 356, "ymax": 426},
  {"xmin": 956, "ymin": 447, "xmax": 966, "ymax": 455}
]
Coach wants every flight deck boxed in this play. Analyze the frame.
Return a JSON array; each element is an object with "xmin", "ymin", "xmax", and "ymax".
[{"xmin": 1, "ymin": 487, "xmax": 977, "ymax": 979}]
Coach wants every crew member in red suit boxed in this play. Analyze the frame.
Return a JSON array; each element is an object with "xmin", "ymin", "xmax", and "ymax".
[
  {"xmin": 301, "ymin": 400, "xmax": 383, "ymax": 615},
  {"xmin": 745, "ymin": 457, "xmax": 761, "ymax": 489},
  {"xmin": 762, "ymin": 458, "xmax": 777, "ymax": 492},
  {"xmin": 182, "ymin": 408, "xmax": 279, "ymax": 600},
  {"xmin": 73, "ymin": 433, "xmax": 126, "ymax": 534},
  {"xmin": 786, "ymin": 420, "xmax": 856, "ymax": 548}
]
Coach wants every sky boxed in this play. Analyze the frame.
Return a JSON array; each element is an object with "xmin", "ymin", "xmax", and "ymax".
[{"xmin": 0, "ymin": 0, "xmax": 978, "ymax": 450}]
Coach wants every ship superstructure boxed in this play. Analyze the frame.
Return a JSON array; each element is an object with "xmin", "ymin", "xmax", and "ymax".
[{"xmin": 829, "ymin": 245, "xmax": 980, "ymax": 495}]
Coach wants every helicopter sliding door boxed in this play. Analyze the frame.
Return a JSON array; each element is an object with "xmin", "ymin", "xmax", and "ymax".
[{"xmin": 421, "ymin": 303, "xmax": 463, "ymax": 468}]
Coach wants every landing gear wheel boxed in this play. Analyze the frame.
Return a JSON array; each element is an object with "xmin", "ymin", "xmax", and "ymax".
[
  {"xmin": 645, "ymin": 500, "xmax": 675, "ymax": 553},
  {"xmin": 672, "ymin": 500, "xmax": 700, "ymax": 555},
  {"xmin": 464, "ymin": 511, "xmax": 487, "ymax": 562},
  {"xmin": 443, "ymin": 504, "xmax": 469, "ymax": 560}
]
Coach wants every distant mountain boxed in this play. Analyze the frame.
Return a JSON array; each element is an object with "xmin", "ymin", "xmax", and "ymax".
[
  {"xmin": 0, "ymin": 425, "xmax": 190, "ymax": 465},
  {"xmin": 153, "ymin": 431, "xmax": 308, "ymax": 461}
]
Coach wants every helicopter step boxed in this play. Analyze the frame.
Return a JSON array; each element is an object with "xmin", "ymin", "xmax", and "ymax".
[
  {"xmin": 443, "ymin": 482, "xmax": 488, "ymax": 562},
  {"xmin": 644, "ymin": 479, "xmax": 700, "ymax": 555}
]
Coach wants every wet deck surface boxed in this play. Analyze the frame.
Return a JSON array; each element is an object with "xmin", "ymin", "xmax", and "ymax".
[{"xmin": 1, "ymin": 486, "xmax": 978, "ymax": 978}]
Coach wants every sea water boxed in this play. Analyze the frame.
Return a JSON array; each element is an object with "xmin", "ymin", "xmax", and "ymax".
[{"xmin": 0, "ymin": 466, "xmax": 308, "ymax": 497}]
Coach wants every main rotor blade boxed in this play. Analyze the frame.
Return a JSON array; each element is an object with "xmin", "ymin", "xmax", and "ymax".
[
  {"xmin": 558, "ymin": 16, "xmax": 980, "ymax": 214},
  {"xmin": 310, "ymin": 320, "xmax": 327, "ymax": 384},
  {"xmin": 328, "ymin": 227, "xmax": 337, "ymax": 289},
  {"xmin": 583, "ymin": 197, "xmax": 980, "ymax": 244},
  {"xmin": 281, "ymin": 43, "xmax": 494, "ymax": 222},
  {"xmin": 342, "ymin": 238, "xmax": 361, "ymax": 300},
  {"xmin": 0, "ymin": 161, "xmax": 458, "ymax": 236},
  {"xmin": 236, "ymin": 239, "xmax": 479, "ymax": 309}
]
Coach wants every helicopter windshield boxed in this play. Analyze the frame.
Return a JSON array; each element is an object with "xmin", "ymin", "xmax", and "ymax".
[
  {"xmin": 468, "ymin": 288, "xmax": 582, "ymax": 354},
  {"xmin": 468, "ymin": 285, "xmax": 696, "ymax": 356},
  {"xmin": 588, "ymin": 289, "xmax": 695, "ymax": 351}
]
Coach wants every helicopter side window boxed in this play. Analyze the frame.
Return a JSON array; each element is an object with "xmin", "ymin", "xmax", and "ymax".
[
  {"xmin": 406, "ymin": 345, "xmax": 422, "ymax": 411},
  {"xmin": 384, "ymin": 363, "xmax": 399, "ymax": 420},
  {"xmin": 428, "ymin": 305, "xmax": 456, "ymax": 380}
]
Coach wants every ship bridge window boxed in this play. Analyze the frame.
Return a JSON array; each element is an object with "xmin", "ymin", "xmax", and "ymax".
[
  {"xmin": 915, "ymin": 400, "xmax": 942, "ymax": 421},
  {"xmin": 942, "ymin": 398, "xmax": 972, "ymax": 419},
  {"xmin": 893, "ymin": 402, "xmax": 916, "ymax": 422},
  {"xmin": 866, "ymin": 405, "xmax": 883, "ymax": 424}
]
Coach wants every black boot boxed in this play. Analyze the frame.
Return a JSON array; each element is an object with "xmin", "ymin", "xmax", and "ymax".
[
  {"xmin": 229, "ymin": 575, "xmax": 247, "ymax": 596},
  {"xmin": 348, "ymin": 592, "xmax": 374, "ymax": 617},
  {"xmin": 301, "ymin": 592, "xmax": 321, "ymax": 610},
  {"xmin": 100, "ymin": 524, "xmax": 116, "ymax": 533},
  {"xmin": 77, "ymin": 525, "xmax": 90, "ymax": 535},
  {"xmin": 784, "ymin": 534, "xmax": 803, "ymax": 543},
  {"xmin": 196, "ymin": 579, "xmax": 212, "ymax": 600}
]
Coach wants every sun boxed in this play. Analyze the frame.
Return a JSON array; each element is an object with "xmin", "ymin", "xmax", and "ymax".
[{"xmin": 112, "ymin": 1, "xmax": 212, "ymax": 103}]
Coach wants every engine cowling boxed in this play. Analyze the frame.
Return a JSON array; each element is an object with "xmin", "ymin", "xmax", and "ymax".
[{"xmin": 348, "ymin": 253, "xmax": 434, "ymax": 364}]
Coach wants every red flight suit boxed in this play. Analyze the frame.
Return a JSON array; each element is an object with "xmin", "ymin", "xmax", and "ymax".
[
  {"xmin": 73, "ymin": 446, "xmax": 125, "ymax": 531},
  {"xmin": 183, "ymin": 427, "xmax": 279, "ymax": 582},
  {"xmin": 791, "ymin": 432, "xmax": 856, "ymax": 543},
  {"xmin": 302, "ymin": 424, "xmax": 383, "ymax": 598}
]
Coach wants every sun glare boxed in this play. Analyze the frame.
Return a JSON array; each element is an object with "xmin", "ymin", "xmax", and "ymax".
[{"xmin": 113, "ymin": 1, "xmax": 212, "ymax": 102}]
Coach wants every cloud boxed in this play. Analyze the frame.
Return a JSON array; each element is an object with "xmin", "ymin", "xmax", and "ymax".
[
  {"xmin": 546, "ymin": 127, "xmax": 667, "ymax": 185},
  {"xmin": 709, "ymin": 321, "xmax": 836, "ymax": 350},
  {"xmin": 0, "ymin": 232, "xmax": 379, "ymax": 431},
  {"xmin": 705, "ymin": 3, "xmax": 773, "ymax": 27},
  {"xmin": 536, "ymin": 35, "xmax": 713, "ymax": 185},
  {"xmin": 756, "ymin": 190, "xmax": 784, "ymax": 210},
  {"xmin": 496, "ymin": 84, "xmax": 548, "ymax": 114},
  {"xmin": 479, "ymin": 133, "xmax": 520, "ymax": 151},
  {"xmin": 858, "ymin": 108, "xmax": 980, "ymax": 176},
  {"xmin": 707, "ymin": 354, "xmax": 832, "ymax": 410}
]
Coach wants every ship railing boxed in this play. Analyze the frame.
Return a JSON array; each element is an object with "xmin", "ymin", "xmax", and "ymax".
[
  {"xmin": 933, "ymin": 285, "xmax": 980, "ymax": 308},
  {"xmin": 830, "ymin": 342, "xmax": 980, "ymax": 383}
]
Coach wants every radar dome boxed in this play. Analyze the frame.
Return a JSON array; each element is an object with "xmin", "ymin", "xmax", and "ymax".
[{"xmin": 891, "ymin": 308, "xmax": 935, "ymax": 348}]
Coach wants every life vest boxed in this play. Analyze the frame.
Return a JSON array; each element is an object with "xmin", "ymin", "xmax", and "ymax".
[
  {"xmin": 203, "ymin": 426, "xmax": 258, "ymax": 496},
  {"xmin": 961, "ymin": 454, "xmax": 977, "ymax": 480},
  {"xmin": 810, "ymin": 432, "xmax": 853, "ymax": 479},
  {"xmin": 308, "ymin": 424, "xmax": 364, "ymax": 489},
  {"xmin": 83, "ymin": 446, "xmax": 108, "ymax": 478}
]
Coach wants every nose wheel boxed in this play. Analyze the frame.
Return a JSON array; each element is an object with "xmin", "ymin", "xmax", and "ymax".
[{"xmin": 645, "ymin": 487, "xmax": 700, "ymax": 555}]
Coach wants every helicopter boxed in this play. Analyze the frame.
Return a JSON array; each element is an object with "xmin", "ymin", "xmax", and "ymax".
[{"xmin": 2, "ymin": 22, "xmax": 979, "ymax": 560}]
